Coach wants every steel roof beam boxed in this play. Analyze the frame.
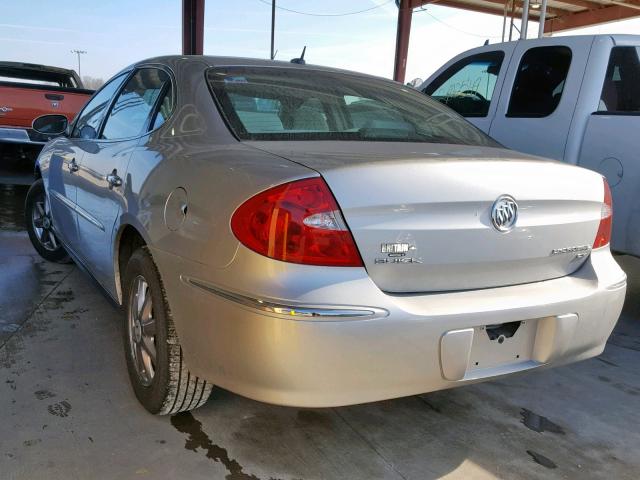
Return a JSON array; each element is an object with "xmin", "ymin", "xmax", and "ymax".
[{"xmin": 544, "ymin": 4, "xmax": 640, "ymax": 31}]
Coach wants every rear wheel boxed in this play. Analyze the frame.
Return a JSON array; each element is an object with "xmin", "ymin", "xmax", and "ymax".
[
  {"xmin": 25, "ymin": 179, "xmax": 70, "ymax": 263},
  {"xmin": 123, "ymin": 247, "xmax": 212, "ymax": 414}
]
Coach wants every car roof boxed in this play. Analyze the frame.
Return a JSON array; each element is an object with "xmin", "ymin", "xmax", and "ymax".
[{"xmin": 126, "ymin": 55, "xmax": 397, "ymax": 84}]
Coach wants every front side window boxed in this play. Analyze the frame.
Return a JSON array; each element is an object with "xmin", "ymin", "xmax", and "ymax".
[
  {"xmin": 71, "ymin": 73, "xmax": 128, "ymax": 139},
  {"xmin": 425, "ymin": 52, "xmax": 504, "ymax": 118},
  {"xmin": 207, "ymin": 67, "xmax": 498, "ymax": 147},
  {"xmin": 101, "ymin": 68, "xmax": 171, "ymax": 140},
  {"xmin": 598, "ymin": 47, "xmax": 640, "ymax": 114},
  {"xmin": 507, "ymin": 46, "xmax": 572, "ymax": 118}
]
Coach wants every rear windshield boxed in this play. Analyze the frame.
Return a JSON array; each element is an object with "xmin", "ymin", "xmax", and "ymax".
[{"xmin": 207, "ymin": 66, "xmax": 499, "ymax": 146}]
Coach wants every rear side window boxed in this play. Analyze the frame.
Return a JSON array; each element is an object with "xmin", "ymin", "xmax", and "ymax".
[
  {"xmin": 150, "ymin": 83, "xmax": 174, "ymax": 130},
  {"xmin": 507, "ymin": 46, "xmax": 572, "ymax": 118},
  {"xmin": 207, "ymin": 66, "xmax": 499, "ymax": 147},
  {"xmin": 101, "ymin": 68, "xmax": 171, "ymax": 140},
  {"xmin": 425, "ymin": 51, "xmax": 505, "ymax": 118},
  {"xmin": 598, "ymin": 47, "xmax": 640, "ymax": 114},
  {"xmin": 71, "ymin": 73, "xmax": 128, "ymax": 139}
]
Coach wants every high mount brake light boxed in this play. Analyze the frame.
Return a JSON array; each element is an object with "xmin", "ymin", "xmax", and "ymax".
[
  {"xmin": 231, "ymin": 177, "xmax": 363, "ymax": 267},
  {"xmin": 593, "ymin": 177, "xmax": 612, "ymax": 249}
]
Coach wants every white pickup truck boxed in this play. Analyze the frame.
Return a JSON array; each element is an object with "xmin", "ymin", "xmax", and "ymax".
[{"xmin": 420, "ymin": 35, "xmax": 640, "ymax": 256}]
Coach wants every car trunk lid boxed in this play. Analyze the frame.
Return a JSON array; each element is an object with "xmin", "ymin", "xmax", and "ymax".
[{"xmin": 247, "ymin": 141, "xmax": 604, "ymax": 293}]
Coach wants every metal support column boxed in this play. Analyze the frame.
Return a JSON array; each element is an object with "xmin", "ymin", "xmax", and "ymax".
[
  {"xmin": 393, "ymin": 0, "xmax": 413, "ymax": 83},
  {"xmin": 538, "ymin": 0, "xmax": 548, "ymax": 37},
  {"xmin": 270, "ymin": 0, "xmax": 276, "ymax": 59},
  {"xmin": 520, "ymin": 0, "xmax": 530, "ymax": 39},
  {"xmin": 501, "ymin": 0, "xmax": 509, "ymax": 42},
  {"xmin": 182, "ymin": 0, "xmax": 205, "ymax": 55},
  {"xmin": 508, "ymin": 0, "xmax": 516, "ymax": 41}
]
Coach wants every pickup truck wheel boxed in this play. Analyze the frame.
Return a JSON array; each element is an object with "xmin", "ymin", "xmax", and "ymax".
[
  {"xmin": 25, "ymin": 179, "xmax": 70, "ymax": 263},
  {"xmin": 123, "ymin": 247, "xmax": 212, "ymax": 414}
]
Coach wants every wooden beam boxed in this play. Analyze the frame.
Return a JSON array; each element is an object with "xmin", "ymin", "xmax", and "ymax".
[{"xmin": 544, "ymin": 4, "xmax": 640, "ymax": 31}]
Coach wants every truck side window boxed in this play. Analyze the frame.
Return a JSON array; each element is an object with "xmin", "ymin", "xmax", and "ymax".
[
  {"xmin": 598, "ymin": 47, "xmax": 640, "ymax": 114},
  {"xmin": 507, "ymin": 46, "xmax": 572, "ymax": 118},
  {"xmin": 424, "ymin": 52, "xmax": 504, "ymax": 118}
]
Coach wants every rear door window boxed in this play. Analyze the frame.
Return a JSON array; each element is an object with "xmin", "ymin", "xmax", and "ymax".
[
  {"xmin": 507, "ymin": 46, "xmax": 572, "ymax": 118},
  {"xmin": 598, "ymin": 46, "xmax": 640, "ymax": 114},
  {"xmin": 101, "ymin": 68, "xmax": 171, "ymax": 140},
  {"xmin": 150, "ymin": 83, "xmax": 174, "ymax": 130},
  {"xmin": 424, "ymin": 52, "xmax": 504, "ymax": 118}
]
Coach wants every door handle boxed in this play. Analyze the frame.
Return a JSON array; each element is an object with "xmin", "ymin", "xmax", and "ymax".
[
  {"xmin": 107, "ymin": 169, "xmax": 122, "ymax": 189},
  {"xmin": 68, "ymin": 158, "xmax": 79, "ymax": 173}
]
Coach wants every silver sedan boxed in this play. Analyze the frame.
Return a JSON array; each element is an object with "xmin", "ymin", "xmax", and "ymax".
[{"xmin": 26, "ymin": 56, "xmax": 626, "ymax": 414}]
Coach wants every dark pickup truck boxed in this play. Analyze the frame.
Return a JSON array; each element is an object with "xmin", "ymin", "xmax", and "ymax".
[{"xmin": 0, "ymin": 62, "xmax": 93, "ymax": 165}]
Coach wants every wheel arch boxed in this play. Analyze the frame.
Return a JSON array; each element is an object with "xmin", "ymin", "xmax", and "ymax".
[{"xmin": 114, "ymin": 222, "xmax": 149, "ymax": 304}]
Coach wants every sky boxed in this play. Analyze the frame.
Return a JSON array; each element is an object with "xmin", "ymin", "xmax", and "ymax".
[{"xmin": 2, "ymin": 0, "xmax": 640, "ymax": 83}]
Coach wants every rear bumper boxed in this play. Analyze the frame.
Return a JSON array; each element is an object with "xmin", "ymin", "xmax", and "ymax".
[
  {"xmin": 0, "ymin": 127, "xmax": 47, "ymax": 145},
  {"xmin": 153, "ymin": 246, "xmax": 626, "ymax": 407}
]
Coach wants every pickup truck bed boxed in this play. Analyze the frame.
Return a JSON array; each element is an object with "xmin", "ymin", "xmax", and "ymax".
[
  {"xmin": 0, "ymin": 62, "xmax": 93, "ymax": 147},
  {"xmin": 0, "ymin": 82, "xmax": 92, "ymax": 144}
]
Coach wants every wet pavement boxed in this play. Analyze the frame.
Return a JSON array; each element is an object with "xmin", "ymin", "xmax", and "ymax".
[{"xmin": 1, "ymin": 181, "xmax": 639, "ymax": 479}]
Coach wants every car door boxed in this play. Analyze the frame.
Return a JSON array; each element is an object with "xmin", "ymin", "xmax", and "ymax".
[
  {"xmin": 422, "ymin": 45, "xmax": 515, "ymax": 133},
  {"xmin": 488, "ymin": 37, "xmax": 594, "ymax": 161},
  {"xmin": 48, "ymin": 73, "xmax": 129, "ymax": 251},
  {"xmin": 74, "ymin": 67, "xmax": 173, "ymax": 295},
  {"xmin": 46, "ymin": 136, "xmax": 82, "ymax": 248},
  {"xmin": 577, "ymin": 44, "xmax": 640, "ymax": 256}
]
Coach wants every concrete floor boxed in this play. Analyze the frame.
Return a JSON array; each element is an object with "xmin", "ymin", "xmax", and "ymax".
[{"xmin": 1, "ymin": 182, "xmax": 639, "ymax": 480}]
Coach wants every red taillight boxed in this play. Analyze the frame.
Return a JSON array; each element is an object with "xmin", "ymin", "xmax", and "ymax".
[
  {"xmin": 231, "ymin": 177, "xmax": 363, "ymax": 267},
  {"xmin": 593, "ymin": 177, "xmax": 613, "ymax": 249}
]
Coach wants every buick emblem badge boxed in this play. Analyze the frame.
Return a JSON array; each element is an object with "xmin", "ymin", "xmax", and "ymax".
[{"xmin": 491, "ymin": 195, "xmax": 518, "ymax": 232}]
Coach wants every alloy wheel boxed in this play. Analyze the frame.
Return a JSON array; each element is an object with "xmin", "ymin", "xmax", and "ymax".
[
  {"xmin": 31, "ymin": 193, "xmax": 60, "ymax": 252},
  {"xmin": 128, "ymin": 275, "xmax": 157, "ymax": 387}
]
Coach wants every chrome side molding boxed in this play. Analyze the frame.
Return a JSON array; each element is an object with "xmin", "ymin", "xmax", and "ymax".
[
  {"xmin": 50, "ymin": 190, "xmax": 105, "ymax": 232},
  {"xmin": 182, "ymin": 276, "xmax": 389, "ymax": 321}
]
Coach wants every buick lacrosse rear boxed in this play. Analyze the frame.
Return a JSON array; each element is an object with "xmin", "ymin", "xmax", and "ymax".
[{"xmin": 28, "ymin": 56, "xmax": 626, "ymax": 414}]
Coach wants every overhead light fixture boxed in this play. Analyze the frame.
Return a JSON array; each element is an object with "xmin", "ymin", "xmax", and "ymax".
[{"xmin": 531, "ymin": 0, "xmax": 541, "ymax": 9}]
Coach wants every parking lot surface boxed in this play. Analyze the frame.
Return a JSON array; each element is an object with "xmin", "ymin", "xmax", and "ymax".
[{"xmin": 1, "ymin": 182, "xmax": 639, "ymax": 480}]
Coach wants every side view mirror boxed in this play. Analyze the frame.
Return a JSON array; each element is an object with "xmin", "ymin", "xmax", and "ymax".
[
  {"xmin": 80, "ymin": 125, "xmax": 97, "ymax": 139},
  {"xmin": 407, "ymin": 78, "xmax": 424, "ymax": 89},
  {"xmin": 32, "ymin": 114, "xmax": 68, "ymax": 137}
]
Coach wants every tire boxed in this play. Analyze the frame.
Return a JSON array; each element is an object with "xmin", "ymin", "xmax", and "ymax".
[
  {"xmin": 25, "ymin": 178, "xmax": 70, "ymax": 263},
  {"xmin": 123, "ymin": 246, "xmax": 212, "ymax": 414}
]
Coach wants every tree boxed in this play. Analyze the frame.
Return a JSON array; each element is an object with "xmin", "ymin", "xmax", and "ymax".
[{"xmin": 82, "ymin": 76, "xmax": 104, "ymax": 90}]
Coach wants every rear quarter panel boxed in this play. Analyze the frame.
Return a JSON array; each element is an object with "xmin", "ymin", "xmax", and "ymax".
[{"xmin": 114, "ymin": 59, "xmax": 316, "ymax": 304}]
